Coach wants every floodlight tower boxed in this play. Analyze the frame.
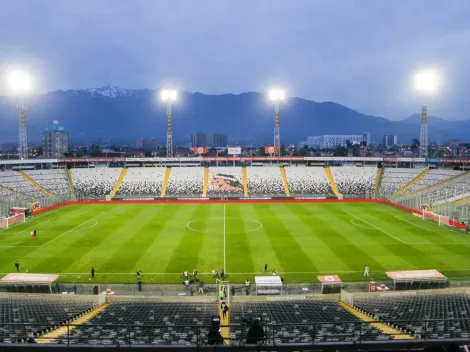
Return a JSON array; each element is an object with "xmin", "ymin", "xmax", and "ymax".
[
  {"xmin": 161, "ymin": 89, "xmax": 177, "ymax": 158},
  {"xmin": 268, "ymin": 89, "xmax": 285, "ymax": 157},
  {"xmin": 414, "ymin": 69, "xmax": 439, "ymax": 158},
  {"xmin": 8, "ymin": 70, "xmax": 32, "ymax": 160}
]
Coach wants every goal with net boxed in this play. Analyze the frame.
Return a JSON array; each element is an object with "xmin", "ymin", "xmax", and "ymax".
[
  {"xmin": 418, "ymin": 210, "xmax": 451, "ymax": 227},
  {"xmin": 0, "ymin": 213, "xmax": 26, "ymax": 229}
]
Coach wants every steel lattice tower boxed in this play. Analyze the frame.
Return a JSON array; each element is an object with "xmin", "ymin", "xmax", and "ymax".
[
  {"xmin": 419, "ymin": 104, "xmax": 428, "ymax": 158},
  {"xmin": 274, "ymin": 103, "xmax": 280, "ymax": 157},
  {"xmin": 18, "ymin": 97, "xmax": 28, "ymax": 160},
  {"xmin": 166, "ymin": 101, "xmax": 173, "ymax": 158}
]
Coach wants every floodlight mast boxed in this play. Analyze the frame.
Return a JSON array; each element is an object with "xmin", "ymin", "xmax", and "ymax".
[
  {"xmin": 161, "ymin": 90, "xmax": 177, "ymax": 158},
  {"xmin": 414, "ymin": 70, "xmax": 439, "ymax": 158},
  {"xmin": 269, "ymin": 89, "xmax": 285, "ymax": 157},
  {"xmin": 8, "ymin": 71, "xmax": 31, "ymax": 160}
]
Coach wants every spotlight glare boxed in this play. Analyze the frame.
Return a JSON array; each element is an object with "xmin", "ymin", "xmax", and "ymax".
[
  {"xmin": 268, "ymin": 89, "xmax": 285, "ymax": 101},
  {"xmin": 414, "ymin": 69, "xmax": 440, "ymax": 93},
  {"xmin": 161, "ymin": 89, "xmax": 177, "ymax": 101},
  {"xmin": 8, "ymin": 70, "xmax": 31, "ymax": 93}
]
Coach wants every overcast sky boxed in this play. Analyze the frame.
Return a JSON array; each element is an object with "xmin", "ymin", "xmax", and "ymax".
[{"xmin": 1, "ymin": 0, "xmax": 469, "ymax": 120}]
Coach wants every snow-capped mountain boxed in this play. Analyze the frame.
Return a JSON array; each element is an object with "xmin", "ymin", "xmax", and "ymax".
[{"xmin": 65, "ymin": 85, "xmax": 142, "ymax": 98}]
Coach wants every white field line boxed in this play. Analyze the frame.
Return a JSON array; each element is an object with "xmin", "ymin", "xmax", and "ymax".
[
  {"xmin": 343, "ymin": 210, "xmax": 408, "ymax": 244},
  {"xmin": 10, "ymin": 220, "xmax": 51, "ymax": 235},
  {"xmin": 40, "ymin": 219, "xmax": 98, "ymax": 247},
  {"xmin": 3, "ymin": 268, "xmax": 469, "ymax": 276},
  {"xmin": 393, "ymin": 215, "xmax": 456, "ymax": 233}
]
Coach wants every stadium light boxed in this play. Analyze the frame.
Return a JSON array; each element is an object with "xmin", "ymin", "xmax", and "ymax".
[
  {"xmin": 413, "ymin": 69, "xmax": 440, "ymax": 159},
  {"xmin": 160, "ymin": 89, "xmax": 178, "ymax": 157},
  {"xmin": 8, "ymin": 69, "xmax": 32, "ymax": 160},
  {"xmin": 414, "ymin": 69, "xmax": 440, "ymax": 94},
  {"xmin": 8, "ymin": 70, "xmax": 32, "ymax": 94},
  {"xmin": 161, "ymin": 89, "xmax": 177, "ymax": 102},
  {"xmin": 268, "ymin": 89, "xmax": 285, "ymax": 101},
  {"xmin": 268, "ymin": 88, "xmax": 285, "ymax": 157}
]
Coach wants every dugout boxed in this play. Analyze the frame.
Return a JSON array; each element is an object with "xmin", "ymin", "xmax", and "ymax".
[
  {"xmin": 386, "ymin": 270, "xmax": 448, "ymax": 290},
  {"xmin": 255, "ymin": 276, "xmax": 283, "ymax": 295},
  {"xmin": 0, "ymin": 273, "xmax": 59, "ymax": 294}
]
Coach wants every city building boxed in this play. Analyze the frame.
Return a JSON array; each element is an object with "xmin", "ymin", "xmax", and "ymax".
[
  {"xmin": 190, "ymin": 132, "xmax": 208, "ymax": 147},
  {"xmin": 362, "ymin": 132, "xmax": 371, "ymax": 146},
  {"xmin": 211, "ymin": 133, "xmax": 228, "ymax": 148},
  {"xmin": 42, "ymin": 121, "xmax": 69, "ymax": 158},
  {"xmin": 136, "ymin": 137, "xmax": 156, "ymax": 150},
  {"xmin": 305, "ymin": 134, "xmax": 365, "ymax": 148},
  {"xmin": 382, "ymin": 135, "xmax": 398, "ymax": 147}
]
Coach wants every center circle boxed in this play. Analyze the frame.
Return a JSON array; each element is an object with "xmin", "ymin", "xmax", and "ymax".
[{"xmin": 186, "ymin": 217, "xmax": 263, "ymax": 235}]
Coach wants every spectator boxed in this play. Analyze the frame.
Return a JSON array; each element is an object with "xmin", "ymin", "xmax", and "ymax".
[
  {"xmin": 246, "ymin": 319, "xmax": 264, "ymax": 345},
  {"xmin": 198, "ymin": 281, "xmax": 204, "ymax": 294},
  {"xmin": 222, "ymin": 303, "xmax": 229, "ymax": 319},
  {"xmin": 207, "ymin": 326, "xmax": 224, "ymax": 345}
]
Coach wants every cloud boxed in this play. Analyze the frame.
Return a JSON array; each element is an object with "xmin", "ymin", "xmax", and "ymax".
[{"xmin": 0, "ymin": 0, "xmax": 469, "ymax": 120}]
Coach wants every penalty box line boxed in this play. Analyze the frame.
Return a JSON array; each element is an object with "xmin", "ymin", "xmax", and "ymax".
[{"xmin": 342, "ymin": 210, "xmax": 408, "ymax": 244}]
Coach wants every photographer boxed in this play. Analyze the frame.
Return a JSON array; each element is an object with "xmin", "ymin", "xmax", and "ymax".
[{"xmin": 246, "ymin": 318, "xmax": 265, "ymax": 345}]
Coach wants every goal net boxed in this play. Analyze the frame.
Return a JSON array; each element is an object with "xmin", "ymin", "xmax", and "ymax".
[
  {"xmin": 420, "ymin": 211, "xmax": 451, "ymax": 226},
  {"xmin": 0, "ymin": 213, "xmax": 26, "ymax": 229}
]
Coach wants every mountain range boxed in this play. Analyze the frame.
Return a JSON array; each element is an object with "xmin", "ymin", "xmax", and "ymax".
[{"xmin": 0, "ymin": 85, "xmax": 468, "ymax": 145}]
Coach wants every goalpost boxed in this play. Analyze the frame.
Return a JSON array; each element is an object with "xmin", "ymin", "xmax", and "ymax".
[{"xmin": 0, "ymin": 213, "xmax": 26, "ymax": 229}]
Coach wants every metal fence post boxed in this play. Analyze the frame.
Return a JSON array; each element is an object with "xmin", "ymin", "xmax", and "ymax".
[{"xmin": 67, "ymin": 324, "xmax": 70, "ymax": 347}]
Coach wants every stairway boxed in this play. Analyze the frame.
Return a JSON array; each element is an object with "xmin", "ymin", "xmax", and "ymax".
[
  {"xmin": 39, "ymin": 304, "xmax": 109, "ymax": 344},
  {"xmin": 339, "ymin": 302, "xmax": 413, "ymax": 340},
  {"xmin": 393, "ymin": 169, "xmax": 429, "ymax": 197},
  {"xmin": 324, "ymin": 167, "xmax": 340, "ymax": 198},
  {"xmin": 109, "ymin": 168, "xmax": 127, "ymax": 199},
  {"xmin": 242, "ymin": 167, "xmax": 248, "ymax": 197},
  {"xmin": 202, "ymin": 167, "xmax": 209, "ymax": 197},
  {"xmin": 66, "ymin": 169, "xmax": 76, "ymax": 199},
  {"xmin": 160, "ymin": 168, "xmax": 172, "ymax": 197},
  {"xmin": 18, "ymin": 171, "xmax": 56, "ymax": 199},
  {"xmin": 374, "ymin": 168, "xmax": 383, "ymax": 198},
  {"xmin": 280, "ymin": 167, "xmax": 291, "ymax": 196}
]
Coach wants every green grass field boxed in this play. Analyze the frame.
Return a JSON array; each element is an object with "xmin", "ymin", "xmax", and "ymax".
[{"xmin": 1, "ymin": 202, "xmax": 470, "ymax": 284}]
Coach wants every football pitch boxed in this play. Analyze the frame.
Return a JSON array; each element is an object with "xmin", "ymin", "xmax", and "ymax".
[{"xmin": 1, "ymin": 202, "xmax": 470, "ymax": 284}]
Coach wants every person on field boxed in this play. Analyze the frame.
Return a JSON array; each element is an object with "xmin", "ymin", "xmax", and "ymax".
[
  {"xmin": 222, "ymin": 303, "xmax": 229, "ymax": 319},
  {"xmin": 272, "ymin": 269, "xmax": 277, "ymax": 276},
  {"xmin": 91, "ymin": 267, "xmax": 95, "ymax": 279},
  {"xmin": 15, "ymin": 261, "xmax": 20, "ymax": 272},
  {"xmin": 221, "ymin": 269, "xmax": 225, "ymax": 280},
  {"xmin": 193, "ymin": 269, "xmax": 198, "ymax": 278},
  {"xmin": 198, "ymin": 281, "xmax": 204, "ymax": 294},
  {"xmin": 264, "ymin": 264, "xmax": 268, "ymax": 273},
  {"xmin": 364, "ymin": 265, "xmax": 370, "ymax": 277},
  {"xmin": 183, "ymin": 270, "xmax": 189, "ymax": 280}
]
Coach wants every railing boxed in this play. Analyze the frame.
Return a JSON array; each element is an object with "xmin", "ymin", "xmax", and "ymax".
[{"xmin": 2, "ymin": 319, "xmax": 470, "ymax": 346}]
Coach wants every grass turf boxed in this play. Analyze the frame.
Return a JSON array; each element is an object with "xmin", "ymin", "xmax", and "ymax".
[{"xmin": 1, "ymin": 202, "xmax": 470, "ymax": 284}]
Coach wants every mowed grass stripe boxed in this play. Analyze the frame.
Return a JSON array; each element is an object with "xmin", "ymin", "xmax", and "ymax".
[
  {"xmin": 238, "ymin": 204, "xmax": 285, "ymax": 274},
  {"xmin": 165, "ymin": 204, "xmax": 213, "ymax": 274},
  {"xmin": 255, "ymin": 204, "xmax": 317, "ymax": 273},
  {"xmin": 225, "ymin": 204, "xmax": 255, "ymax": 275},
  {"xmin": 341, "ymin": 204, "xmax": 450, "ymax": 270},
  {"xmin": 300, "ymin": 203, "xmax": 386, "ymax": 273},
  {"xmin": 22, "ymin": 205, "xmax": 116, "ymax": 274},
  {"xmin": 90, "ymin": 205, "xmax": 169, "ymax": 273},
  {"xmin": 0, "ymin": 205, "xmax": 105, "ymax": 273},
  {"xmin": 281, "ymin": 204, "xmax": 354, "ymax": 271},
  {"xmin": 28, "ymin": 206, "xmax": 124, "ymax": 273}
]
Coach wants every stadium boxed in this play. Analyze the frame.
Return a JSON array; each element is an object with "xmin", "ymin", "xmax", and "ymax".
[{"xmin": 1, "ymin": 156, "xmax": 470, "ymax": 349}]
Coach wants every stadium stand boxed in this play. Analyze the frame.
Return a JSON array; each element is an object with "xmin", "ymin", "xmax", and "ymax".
[
  {"xmin": 0, "ymin": 185, "xmax": 32, "ymax": 202},
  {"xmin": 330, "ymin": 167, "xmax": 376, "ymax": 196},
  {"xmin": 165, "ymin": 168, "xmax": 204, "ymax": 197},
  {"xmin": 0, "ymin": 171, "xmax": 45, "ymax": 199},
  {"xmin": 230, "ymin": 301, "xmax": 390, "ymax": 343},
  {"xmin": 246, "ymin": 167, "xmax": 286, "ymax": 196},
  {"xmin": 380, "ymin": 168, "xmax": 423, "ymax": 196},
  {"xmin": 117, "ymin": 168, "xmax": 165, "ymax": 196},
  {"xmin": 354, "ymin": 294, "xmax": 470, "ymax": 339},
  {"xmin": 284, "ymin": 167, "xmax": 333, "ymax": 196},
  {"xmin": 71, "ymin": 168, "xmax": 122, "ymax": 197},
  {"xmin": 0, "ymin": 297, "xmax": 95, "ymax": 343},
  {"xmin": 61, "ymin": 302, "xmax": 217, "ymax": 345},
  {"xmin": 25, "ymin": 169, "xmax": 71, "ymax": 197},
  {"xmin": 207, "ymin": 167, "xmax": 244, "ymax": 195},
  {"xmin": 402, "ymin": 169, "xmax": 464, "ymax": 195}
]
